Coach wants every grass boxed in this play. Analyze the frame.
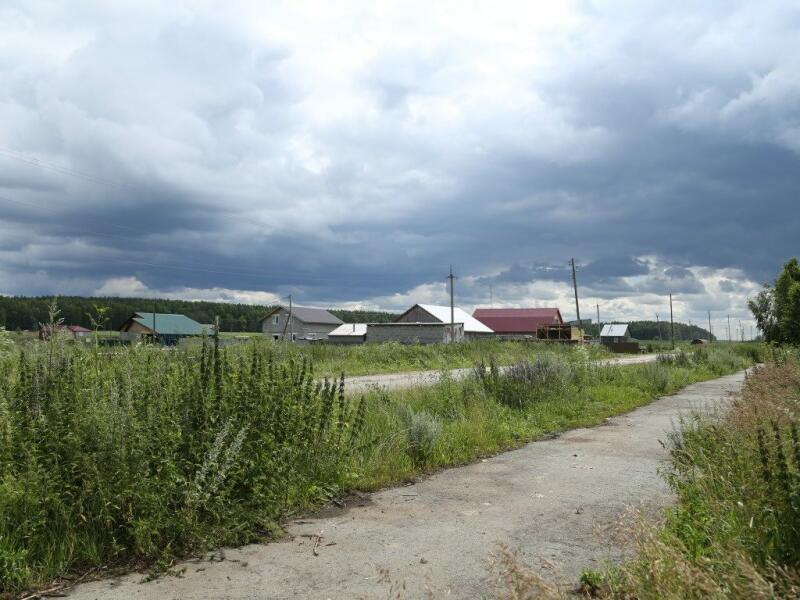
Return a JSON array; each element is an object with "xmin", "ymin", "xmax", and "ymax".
[
  {"xmin": 576, "ymin": 346, "xmax": 800, "ymax": 599},
  {"xmin": 0, "ymin": 321, "xmax": 762, "ymax": 597}
]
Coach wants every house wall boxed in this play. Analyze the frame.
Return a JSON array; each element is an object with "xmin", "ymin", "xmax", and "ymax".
[
  {"xmin": 328, "ymin": 335, "xmax": 367, "ymax": 345},
  {"xmin": 367, "ymin": 323, "xmax": 463, "ymax": 345},
  {"xmin": 394, "ymin": 306, "xmax": 439, "ymax": 323},
  {"xmin": 261, "ymin": 307, "xmax": 339, "ymax": 340}
]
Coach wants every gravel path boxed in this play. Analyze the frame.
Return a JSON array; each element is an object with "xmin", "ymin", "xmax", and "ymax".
[
  {"xmin": 344, "ymin": 353, "xmax": 662, "ymax": 394},
  {"xmin": 67, "ymin": 370, "xmax": 745, "ymax": 600}
]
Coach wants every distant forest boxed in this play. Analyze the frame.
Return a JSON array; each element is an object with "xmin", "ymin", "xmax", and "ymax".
[
  {"xmin": 0, "ymin": 296, "xmax": 397, "ymax": 332},
  {"xmin": 0, "ymin": 296, "xmax": 714, "ymax": 339},
  {"xmin": 582, "ymin": 320, "xmax": 715, "ymax": 341}
]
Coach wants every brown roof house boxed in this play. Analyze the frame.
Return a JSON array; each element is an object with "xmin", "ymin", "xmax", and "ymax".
[
  {"xmin": 472, "ymin": 308, "xmax": 563, "ymax": 338},
  {"xmin": 261, "ymin": 305, "xmax": 343, "ymax": 342}
]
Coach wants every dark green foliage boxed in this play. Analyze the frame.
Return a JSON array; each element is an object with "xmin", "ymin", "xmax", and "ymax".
[
  {"xmin": 749, "ymin": 257, "xmax": 800, "ymax": 344},
  {"xmin": 0, "ymin": 339, "xmax": 367, "ymax": 592},
  {"xmin": 0, "ymin": 295, "xmax": 269, "ymax": 332},
  {"xmin": 329, "ymin": 309, "xmax": 397, "ymax": 323}
]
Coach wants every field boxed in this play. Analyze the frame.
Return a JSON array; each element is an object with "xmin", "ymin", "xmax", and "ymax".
[{"xmin": 0, "ymin": 330, "xmax": 761, "ymax": 596}]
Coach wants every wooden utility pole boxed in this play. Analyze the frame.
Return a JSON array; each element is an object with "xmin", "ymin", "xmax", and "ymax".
[
  {"xmin": 447, "ymin": 266, "xmax": 457, "ymax": 343},
  {"xmin": 280, "ymin": 294, "xmax": 293, "ymax": 341},
  {"xmin": 708, "ymin": 310, "xmax": 713, "ymax": 343},
  {"xmin": 570, "ymin": 258, "xmax": 581, "ymax": 327},
  {"xmin": 727, "ymin": 314, "xmax": 731, "ymax": 342},
  {"xmin": 152, "ymin": 300, "xmax": 157, "ymax": 345},
  {"xmin": 289, "ymin": 294, "xmax": 294, "ymax": 342},
  {"xmin": 596, "ymin": 303, "xmax": 600, "ymax": 338},
  {"xmin": 656, "ymin": 312, "xmax": 661, "ymax": 340},
  {"xmin": 669, "ymin": 293, "xmax": 675, "ymax": 349}
]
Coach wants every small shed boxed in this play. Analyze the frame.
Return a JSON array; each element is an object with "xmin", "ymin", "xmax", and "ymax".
[
  {"xmin": 600, "ymin": 324, "xmax": 639, "ymax": 353},
  {"xmin": 38, "ymin": 324, "xmax": 92, "ymax": 341},
  {"xmin": 600, "ymin": 324, "xmax": 631, "ymax": 343},
  {"xmin": 328, "ymin": 323, "xmax": 367, "ymax": 345}
]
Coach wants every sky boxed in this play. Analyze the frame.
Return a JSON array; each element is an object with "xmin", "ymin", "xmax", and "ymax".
[{"xmin": 1, "ymin": 1, "xmax": 798, "ymax": 339}]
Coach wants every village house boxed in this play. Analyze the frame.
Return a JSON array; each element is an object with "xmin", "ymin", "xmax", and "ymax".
[
  {"xmin": 38, "ymin": 324, "xmax": 92, "ymax": 341},
  {"xmin": 260, "ymin": 305, "xmax": 343, "ymax": 342},
  {"xmin": 472, "ymin": 307, "xmax": 563, "ymax": 339},
  {"xmin": 392, "ymin": 304, "xmax": 493, "ymax": 341},
  {"xmin": 118, "ymin": 312, "xmax": 209, "ymax": 346}
]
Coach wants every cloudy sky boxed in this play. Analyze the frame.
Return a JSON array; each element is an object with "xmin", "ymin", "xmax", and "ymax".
[{"xmin": 1, "ymin": 1, "xmax": 798, "ymax": 338}]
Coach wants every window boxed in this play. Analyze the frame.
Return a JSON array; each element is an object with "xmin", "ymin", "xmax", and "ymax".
[
  {"xmin": 272, "ymin": 334, "xmax": 280, "ymax": 340},
  {"xmin": 272, "ymin": 315, "xmax": 279, "ymax": 325}
]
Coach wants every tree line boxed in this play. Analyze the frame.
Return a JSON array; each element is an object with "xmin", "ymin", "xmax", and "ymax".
[{"xmin": 0, "ymin": 296, "xmax": 399, "ymax": 332}]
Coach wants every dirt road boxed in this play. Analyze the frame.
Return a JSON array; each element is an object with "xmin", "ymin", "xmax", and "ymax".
[
  {"xmin": 345, "ymin": 353, "xmax": 662, "ymax": 394},
  {"xmin": 67, "ymin": 370, "xmax": 745, "ymax": 600}
]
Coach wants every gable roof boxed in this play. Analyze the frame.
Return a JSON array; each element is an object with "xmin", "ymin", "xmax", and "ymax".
[
  {"xmin": 472, "ymin": 308, "xmax": 563, "ymax": 333},
  {"xmin": 329, "ymin": 323, "xmax": 367, "ymax": 337},
  {"xmin": 401, "ymin": 304, "xmax": 494, "ymax": 334},
  {"xmin": 128, "ymin": 312, "xmax": 207, "ymax": 336},
  {"xmin": 262, "ymin": 305, "xmax": 343, "ymax": 326},
  {"xmin": 600, "ymin": 324, "xmax": 630, "ymax": 337}
]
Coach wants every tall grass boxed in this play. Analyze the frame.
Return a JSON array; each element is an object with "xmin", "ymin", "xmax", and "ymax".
[
  {"xmin": 0, "ymin": 334, "xmax": 366, "ymax": 592},
  {"xmin": 0, "ymin": 330, "xmax": 758, "ymax": 595},
  {"xmin": 577, "ymin": 347, "xmax": 800, "ymax": 599}
]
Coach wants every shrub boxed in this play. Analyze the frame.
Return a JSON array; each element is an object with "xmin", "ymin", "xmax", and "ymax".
[
  {"xmin": 475, "ymin": 354, "xmax": 573, "ymax": 408},
  {"xmin": 0, "ymin": 338, "xmax": 369, "ymax": 592},
  {"xmin": 642, "ymin": 362, "xmax": 672, "ymax": 393},
  {"xmin": 399, "ymin": 407, "xmax": 441, "ymax": 467}
]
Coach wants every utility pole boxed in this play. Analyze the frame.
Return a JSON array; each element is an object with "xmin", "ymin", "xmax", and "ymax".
[
  {"xmin": 727, "ymin": 314, "xmax": 731, "ymax": 343},
  {"xmin": 656, "ymin": 312, "xmax": 661, "ymax": 341},
  {"xmin": 739, "ymin": 320, "xmax": 744, "ymax": 343},
  {"xmin": 596, "ymin": 303, "xmax": 600, "ymax": 338},
  {"xmin": 280, "ymin": 294, "xmax": 293, "ymax": 341},
  {"xmin": 489, "ymin": 282, "xmax": 493, "ymax": 307},
  {"xmin": 448, "ymin": 265, "xmax": 456, "ymax": 343},
  {"xmin": 570, "ymin": 258, "xmax": 581, "ymax": 328},
  {"xmin": 289, "ymin": 294, "xmax": 294, "ymax": 342},
  {"xmin": 708, "ymin": 310, "xmax": 713, "ymax": 343},
  {"xmin": 152, "ymin": 300, "xmax": 157, "ymax": 345},
  {"xmin": 669, "ymin": 293, "xmax": 675, "ymax": 349}
]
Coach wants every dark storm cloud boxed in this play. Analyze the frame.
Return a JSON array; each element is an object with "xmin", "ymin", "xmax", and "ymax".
[{"xmin": 0, "ymin": 0, "xmax": 797, "ymax": 325}]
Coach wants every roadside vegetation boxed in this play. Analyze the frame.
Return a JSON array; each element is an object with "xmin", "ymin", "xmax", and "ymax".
[
  {"xmin": 573, "ymin": 347, "xmax": 800, "ymax": 599},
  {"xmin": 0, "ymin": 319, "xmax": 759, "ymax": 596}
]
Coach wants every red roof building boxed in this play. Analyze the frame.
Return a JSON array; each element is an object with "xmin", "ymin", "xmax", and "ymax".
[{"xmin": 472, "ymin": 308, "xmax": 563, "ymax": 335}]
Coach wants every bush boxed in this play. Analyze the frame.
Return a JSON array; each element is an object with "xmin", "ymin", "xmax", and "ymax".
[
  {"xmin": 399, "ymin": 407, "xmax": 441, "ymax": 467},
  {"xmin": 642, "ymin": 362, "xmax": 672, "ymax": 393},
  {"xmin": 475, "ymin": 354, "xmax": 574, "ymax": 408}
]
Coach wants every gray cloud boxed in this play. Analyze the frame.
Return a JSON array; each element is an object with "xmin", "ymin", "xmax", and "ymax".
[{"xmin": 0, "ymin": 1, "xmax": 797, "ymax": 334}]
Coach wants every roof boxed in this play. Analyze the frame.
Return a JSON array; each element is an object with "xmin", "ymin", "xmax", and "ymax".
[
  {"xmin": 66, "ymin": 325, "xmax": 92, "ymax": 333},
  {"xmin": 600, "ymin": 324, "xmax": 630, "ymax": 337},
  {"xmin": 130, "ymin": 312, "xmax": 207, "ymax": 336},
  {"xmin": 404, "ymin": 304, "xmax": 494, "ymax": 334},
  {"xmin": 262, "ymin": 305, "xmax": 343, "ymax": 326},
  {"xmin": 329, "ymin": 323, "xmax": 367, "ymax": 337},
  {"xmin": 472, "ymin": 308, "xmax": 563, "ymax": 333}
]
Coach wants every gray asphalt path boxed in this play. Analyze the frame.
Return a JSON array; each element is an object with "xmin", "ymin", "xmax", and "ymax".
[
  {"xmin": 67, "ymin": 370, "xmax": 745, "ymax": 600},
  {"xmin": 344, "ymin": 353, "xmax": 662, "ymax": 394}
]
